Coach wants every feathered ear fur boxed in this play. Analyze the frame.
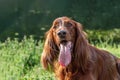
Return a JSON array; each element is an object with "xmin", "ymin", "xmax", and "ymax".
[
  {"xmin": 74, "ymin": 22, "xmax": 90, "ymax": 73},
  {"xmin": 41, "ymin": 28, "xmax": 58, "ymax": 70}
]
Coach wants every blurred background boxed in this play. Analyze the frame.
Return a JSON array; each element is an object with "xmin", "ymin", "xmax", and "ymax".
[{"xmin": 0, "ymin": 0, "xmax": 120, "ymax": 42}]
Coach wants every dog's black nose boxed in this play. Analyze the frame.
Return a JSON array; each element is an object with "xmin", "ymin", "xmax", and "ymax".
[{"xmin": 57, "ymin": 30, "xmax": 66, "ymax": 38}]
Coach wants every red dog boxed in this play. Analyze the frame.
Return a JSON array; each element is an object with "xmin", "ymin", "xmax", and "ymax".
[{"xmin": 41, "ymin": 16, "xmax": 120, "ymax": 80}]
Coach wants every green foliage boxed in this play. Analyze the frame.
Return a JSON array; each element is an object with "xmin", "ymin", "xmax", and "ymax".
[
  {"xmin": 0, "ymin": 36, "xmax": 120, "ymax": 80},
  {"xmin": 86, "ymin": 28, "xmax": 120, "ymax": 42},
  {"xmin": 0, "ymin": 36, "xmax": 54, "ymax": 80}
]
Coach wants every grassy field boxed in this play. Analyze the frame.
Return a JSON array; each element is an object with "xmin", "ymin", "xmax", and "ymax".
[{"xmin": 0, "ymin": 36, "xmax": 120, "ymax": 80}]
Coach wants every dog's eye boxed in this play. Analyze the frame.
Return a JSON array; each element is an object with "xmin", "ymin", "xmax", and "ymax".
[
  {"xmin": 53, "ymin": 25, "xmax": 59, "ymax": 29},
  {"xmin": 66, "ymin": 22, "xmax": 72, "ymax": 27}
]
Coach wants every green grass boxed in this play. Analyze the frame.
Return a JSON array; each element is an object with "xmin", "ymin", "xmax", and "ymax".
[{"xmin": 0, "ymin": 36, "xmax": 120, "ymax": 80}]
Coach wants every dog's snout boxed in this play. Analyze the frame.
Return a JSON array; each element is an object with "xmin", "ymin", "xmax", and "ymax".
[{"xmin": 57, "ymin": 30, "xmax": 67, "ymax": 38}]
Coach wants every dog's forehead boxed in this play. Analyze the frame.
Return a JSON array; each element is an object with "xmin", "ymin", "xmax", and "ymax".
[
  {"xmin": 55, "ymin": 19, "xmax": 62, "ymax": 25},
  {"xmin": 54, "ymin": 17, "xmax": 72, "ymax": 25}
]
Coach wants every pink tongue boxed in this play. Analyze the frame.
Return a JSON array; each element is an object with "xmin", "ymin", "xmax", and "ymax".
[{"xmin": 59, "ymin": 42, "xmax": 71, "ymax": 67}]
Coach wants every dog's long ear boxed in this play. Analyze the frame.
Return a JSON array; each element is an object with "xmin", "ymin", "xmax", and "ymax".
[
  {"xmin": 41, "ymin": 28, "xmax": 58, "ymax": 70},
  {"xmin": 74, "ymin": 22, "xmax": 90, "ymax": 73}
]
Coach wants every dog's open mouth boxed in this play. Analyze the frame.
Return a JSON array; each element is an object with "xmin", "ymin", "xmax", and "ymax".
[
  {"xmin": 60, "ymin": 40, "xmax": 68, "ymax": 45},
  {"xmin": 58, "ymin": 41, "xmax": 72, "ymax": 67}
]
